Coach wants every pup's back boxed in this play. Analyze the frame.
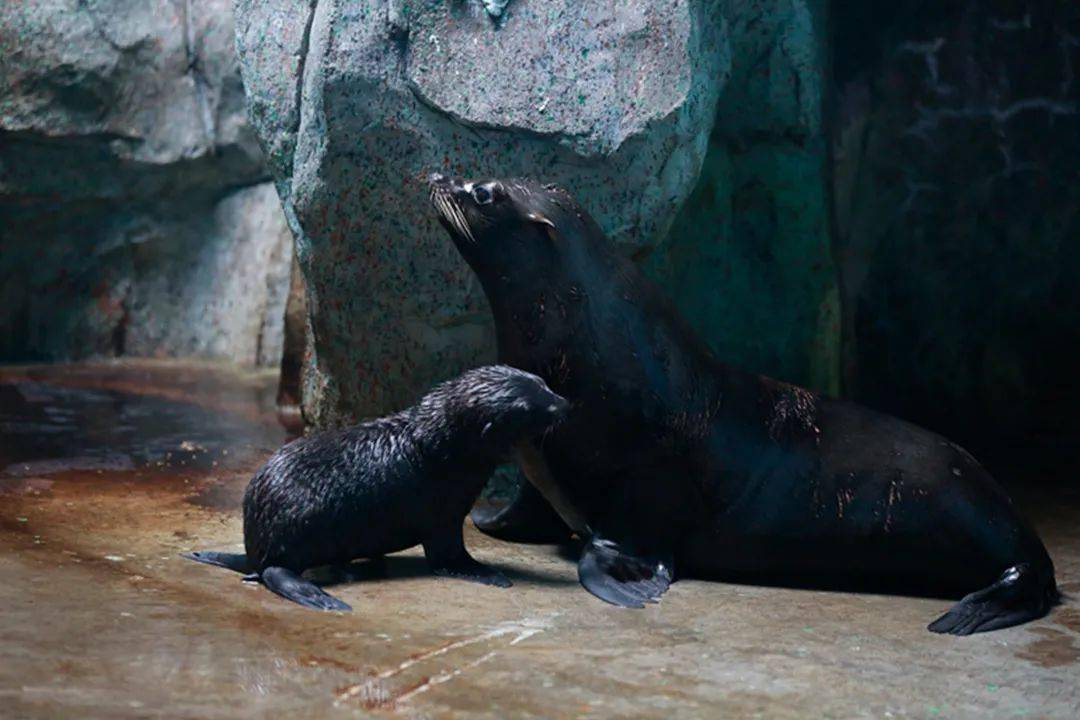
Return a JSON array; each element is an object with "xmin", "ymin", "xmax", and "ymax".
[{"xmin": 243, "ymin": 413, "xmax": 427, "ymax": 572}]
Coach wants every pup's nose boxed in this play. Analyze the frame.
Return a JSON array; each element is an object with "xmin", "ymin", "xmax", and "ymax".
[{"xmin": 547, "ymin": 396, "xmax": 570, "ymax": 417}]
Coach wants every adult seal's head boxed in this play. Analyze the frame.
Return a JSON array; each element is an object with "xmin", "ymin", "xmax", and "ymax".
[
  {"xmin": 428, "ymin": 173, "xmax": 564, "ymax": 250},
  {"xmin": 427, "ymin": 173, "xmax": 593, "ymax": 276},
  {"xmin": 428, "ymin": 173, "xmax": 614, "ymax": 358}
]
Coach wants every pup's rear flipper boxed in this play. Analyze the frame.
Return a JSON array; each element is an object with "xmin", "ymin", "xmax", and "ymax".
[
  {"xmin": 184, "ymin": 550, "xmax": 251, "ymax": 574},
  {"xmin": 261, "ymin": 566, "xmax": 352, "ymax": 612},
  {"xmin": 928, "ymin": 563, "xmax": 1058, "ymax": 635}
]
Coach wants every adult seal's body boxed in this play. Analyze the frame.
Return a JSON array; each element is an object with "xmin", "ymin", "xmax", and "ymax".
[
  {"xmin": 186, "ymin": 365, "xmax": 567, "ymax": 611},
  {"xmin": 429, "ymin": 174, "xmax": 1058, "ymax": 634}
]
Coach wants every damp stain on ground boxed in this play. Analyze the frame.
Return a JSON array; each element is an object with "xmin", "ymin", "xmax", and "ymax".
[
  {"xmin": 1, "ymin": 360, "xmax": 1079, "ymax": 719},
  {"xmin": 1016, "ymin": 627, "xmax": 1080, "ymax": 669},
  {"xmin": 1054, "ymin": 607, "xmax": 1080, "ymax": 634}
]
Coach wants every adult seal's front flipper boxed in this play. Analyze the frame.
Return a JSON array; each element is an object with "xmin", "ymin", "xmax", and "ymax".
[
  {"xmin": 261, "ymin": 567, "xmax": 352, "ymax": 612},
  {"xmin": 578, "ymin": 537, "xmax": 673, "ymax": 609},
  {"xmin": 184, "ymin": 550, "xmax": 251, "ymax": 574},
  {"xmin": 470, "ymin": 480, "xmax": 572, "ymax": 543}
]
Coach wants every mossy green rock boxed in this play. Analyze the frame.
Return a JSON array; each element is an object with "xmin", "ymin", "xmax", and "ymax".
[{"xmin": 648, "ymin": 0, "xmax": 840, "ymax": 393}]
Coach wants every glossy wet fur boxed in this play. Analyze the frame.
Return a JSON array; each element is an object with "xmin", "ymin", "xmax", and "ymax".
[
  {"xmin": 189, "ymin": 365, "xmax": 568, "ymax": 611},
  {"xmin": 430, "ymin": 175, "xmax": 1058, "ymax": 633}
]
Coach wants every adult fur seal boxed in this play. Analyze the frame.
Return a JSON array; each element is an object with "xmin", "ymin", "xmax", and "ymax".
[
  {"xmin": 429, "ymin": 174, "xmax": 1058, "ymax": 635},
  {"xmin": 186, "ymin": 365, "xmax": 568, "ymax": 611}
]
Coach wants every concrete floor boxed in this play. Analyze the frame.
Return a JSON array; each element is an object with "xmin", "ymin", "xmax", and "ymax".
[{"xmin": 1, "ymin": 361, "xmax": 1078, "ymax": 719}]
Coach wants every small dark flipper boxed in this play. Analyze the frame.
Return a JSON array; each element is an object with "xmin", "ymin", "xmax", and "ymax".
[
  {"xmin": 578, "ymin": 537, "xmax": 673, "ymax": 609},
  {"xmin": 928, "ymin": 563, "xmax": 1058, "ymax": 636},
  {"xmin": 427, "ymin": 553, "xmax": 512, "ymax": 588},
  {"xmin": 261, "ymin": 566, "xmax": 352, "ymax": 612},
  {"xmin": 184, "ymin": 550, "xmax": 251, "ymax": 574},
  {"xmin": 424, "ymin": 520, "xmax": 512, "ymax": 588},
  {"xmin": 471, "ymin": 479, "xmax": 572, "ymax": 544}
]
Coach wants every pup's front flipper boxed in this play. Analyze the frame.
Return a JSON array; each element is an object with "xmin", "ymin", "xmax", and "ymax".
[
  {"xmin": 578, "ymin": 537, "xmax": 673, "ymax": 609},
  {"xmin": 260, "ymin": 566, "xmax": 352, "ymax": 611},
  {"xmin": 424, "ymin": 529, "xmax": 512, "ymax": 588},
  {"xmin": 183, "ymin": 550, "xmax": 251, "ymax": 574}
]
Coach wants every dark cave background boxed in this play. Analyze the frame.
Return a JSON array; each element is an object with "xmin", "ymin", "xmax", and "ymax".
[{"xmin": 832, "ymin": 0, "xmax": 1080, "ymax": 479}]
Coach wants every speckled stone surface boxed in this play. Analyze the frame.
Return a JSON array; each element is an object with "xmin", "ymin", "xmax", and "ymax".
[
  {"xmin": 0, "ymin": 0, "xmax": 291, "ymax": 366},
  {"xmin": 235, "ymin": 0, "xmax": 729, "ymax": 425}
]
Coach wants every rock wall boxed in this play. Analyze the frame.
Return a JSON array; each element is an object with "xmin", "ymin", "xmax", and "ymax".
[
  {"xmin": 0, "ymin": 0, "xmax": 291, "ymax": 366},
  {"xmin": 834, "ymin": 0, "xmax": 1080, "ymax": 444},
  {"xmin": 647, "ymin": 0, "xmax": 840, "ymax": 394},
  {"xmin": 7, "ymin": 0, "xmax": 1069, "ymax": 452},
  {"xmin": 236, "ymin": 0, "xmax": 730, "ymax": 426}
]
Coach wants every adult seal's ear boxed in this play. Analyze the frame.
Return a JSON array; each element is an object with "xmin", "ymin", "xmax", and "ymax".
[{"xmin": 527, "ymin": 212, "xmax": 555, "ymax": 229}]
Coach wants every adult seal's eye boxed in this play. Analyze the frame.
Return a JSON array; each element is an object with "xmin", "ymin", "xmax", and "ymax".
[{"xmin": 472, "ymin": 185, "xmax": 493, "ymax": 205}]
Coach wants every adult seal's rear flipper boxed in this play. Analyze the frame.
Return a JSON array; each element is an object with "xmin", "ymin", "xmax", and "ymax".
[
  {"xmin": 928, "ymin": 563, "xmax": 1059, "ymax": 635},
  {"xmin": 470, "ymin": 480, "xmax": 572, "ymax": 543},
  {"xmin": 184, "ymin": 550, "xmax": 251, "ymax": 574},
  {"xmin": 578, "ymin": 537, "xmax": 673, "ymax": 609},
  {"xmin": 261, "ymin": 567, "xmax": 352, "ymax": 612}
]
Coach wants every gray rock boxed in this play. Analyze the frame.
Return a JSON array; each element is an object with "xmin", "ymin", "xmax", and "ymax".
[
  {"xmin": 236, "ymin": 0, "xmax": 729, "ymax": 425},
  {"xmin": 0, "ymin": 0, "xmax": 291, "ymax": 366},
  {"xmin": 121, "ymin": 183, "xmax": 293, "ymax": 366}
]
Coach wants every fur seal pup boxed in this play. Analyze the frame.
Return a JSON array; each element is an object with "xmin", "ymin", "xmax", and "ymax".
[
  {"xmin": 429, "ymin": 174, "xmax": 1058, "ymax": 634},
  {"xmin": 187, "ymin": 365, "xmax": 568, "ymax": 611}
]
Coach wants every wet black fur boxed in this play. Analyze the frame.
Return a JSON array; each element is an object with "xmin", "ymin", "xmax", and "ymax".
[
  {"xmin": 430, "ymin": 174, "xmax": 1058, "ymax": 634},
  {"xmin": 190, "ymin": 365, "xmax": 567, "ymax": 611}
]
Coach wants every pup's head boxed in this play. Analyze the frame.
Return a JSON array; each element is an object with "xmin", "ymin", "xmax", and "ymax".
[{"xmin": 424, "ymin": 365, "xmax": 568, "ymax": 446}]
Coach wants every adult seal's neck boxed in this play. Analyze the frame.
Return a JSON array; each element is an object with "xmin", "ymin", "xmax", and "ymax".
[
  {"xmin": 481, "ymin": 248, "xmax": 614, "ymax": 368},
  {"xmin": 479, "ymin": 275, "xmax": 587, "ymax": 369}
]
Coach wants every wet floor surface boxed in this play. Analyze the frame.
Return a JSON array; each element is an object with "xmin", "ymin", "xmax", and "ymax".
[{"xmin": 1, "ymin": 361, "xmax": 1078, "ymax": 719}]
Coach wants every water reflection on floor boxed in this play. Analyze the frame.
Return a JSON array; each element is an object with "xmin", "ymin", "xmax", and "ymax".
[
  {"xmin": 0, "ymin": 377, "xmax": 281, "ymax": 478},
  {"xmin": 1, "ymin": 361, "xmax": 1078, "ymax": 719}
]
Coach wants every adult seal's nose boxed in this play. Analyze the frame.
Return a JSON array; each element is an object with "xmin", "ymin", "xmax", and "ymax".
[{"xmin": 428, "ymin": 172, "xmax": 447, "ymax": 186}]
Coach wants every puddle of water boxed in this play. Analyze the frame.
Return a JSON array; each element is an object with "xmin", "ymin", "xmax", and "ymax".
[{"xmin": 0, "ymin": 363, "xmax": 285, "ymax": 481}]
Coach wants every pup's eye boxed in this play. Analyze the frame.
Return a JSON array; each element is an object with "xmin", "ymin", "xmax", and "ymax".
[{"xmin": 472, "ymin": 185, "xmax": 493, "ymax": 205}]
